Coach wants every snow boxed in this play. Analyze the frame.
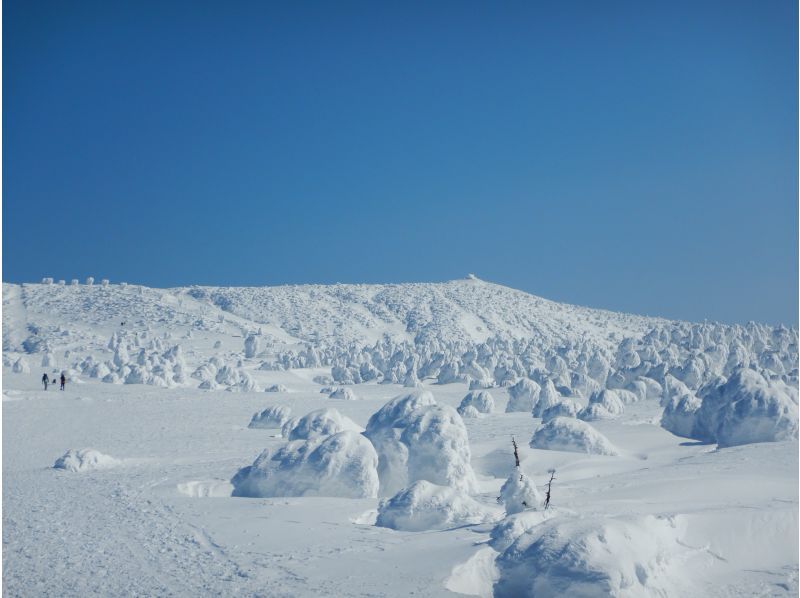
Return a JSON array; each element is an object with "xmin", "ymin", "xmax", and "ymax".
[
  {"xmin": 493, "ymin": 514, "xmax": 702, "ymax": 597},
  {"xmin": 248, "ymin": 405, "xmax": 292, "ymax": 429},
  {"xmin": 12, "ymin": 357, "xmax": 30, "ymax": 374},
  {"xmin": 329, "ymin": 386, "xmax": 358, "ymax": 400},
  {"xmin": 530, "ymin": 417, "xmax": 619, "ymax": 455},
  {"xmin": 375, "ymin": 480, "xmax": 499, "ymax": 531},
  {"xmin": 690, "ymin": 368, "xmax": 799, "ymax": 447},
  {"xmin": 505, "ymin": 379, "xmax": 541, "ymax": 412},
  {"xmin": 264, "ymin": 383, "xmax": 288, "ymax": 392},
  {"xmin": 364, "ymin": 391, "xmax": 478, "ymax": 495},
  {"xmin": 541, "ymin": 399, "xmax": 579, "ymax": 422},
  {"xmin": 458, "ymin": 390, "xmax": 495, "ymax": 416},
  {"xmin": 285, "ymin": 407, "xmax": 362, "ymax": 441},
  {"xmin": 498, "ymin": 468, "xmax": 542, "ymax": 515},
  {"xmin": 2, "ymin": 279, "xmax": 797, "ymax": 596},
  {"xmin": 53, "ymin": 448, "xmax": 120, "ymax": 472}
]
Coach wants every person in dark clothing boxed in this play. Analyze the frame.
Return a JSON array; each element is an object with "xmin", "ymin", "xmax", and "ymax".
[
  {"xmin": 42, "ymin": 373, "xmax": 49, "ymax": 390},
  {"xmin": 60, "ymin": 373, "xmax": 66, "ymax": 391}
]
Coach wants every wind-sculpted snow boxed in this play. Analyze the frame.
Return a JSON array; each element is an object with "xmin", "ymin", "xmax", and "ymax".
[
  {"xmin": 493, "ymin": 514, "xmax": 702, "ymax": 597},
  {"xmin": 531, "ymin": 417, "xmax": 619, "ymax": 456},
  {"xmin": 231, "ymin": 431, "xmax": 379, "ymax": 499},
  {"xmin": 364, "ymin": 391, "xmax": 478, "ymax": 495},
  {"xmin": 53, "ymin": 449, "xmax": 120, "ymax": 472},
  {"xmin": 375, "ymin": 480, "xmax": 498, "ymax": 531}
]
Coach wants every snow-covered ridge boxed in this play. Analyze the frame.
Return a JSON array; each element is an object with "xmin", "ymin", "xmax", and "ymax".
[
  {"xmin": 4, "ymin": 278, "xmax": 797, "ymax": 441},
  {"xmin": 4, "ymin": 277, "xmax": 664, "ymax": 348}
]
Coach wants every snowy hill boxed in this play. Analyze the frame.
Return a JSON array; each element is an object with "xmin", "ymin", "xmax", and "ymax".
[
  {"xmin": 5, "ymin": 276, "xmax": 661, "ymax": 349},
  {"xmin": 3, "ymin": 277, "xmax": 798, "ymax": 596}
]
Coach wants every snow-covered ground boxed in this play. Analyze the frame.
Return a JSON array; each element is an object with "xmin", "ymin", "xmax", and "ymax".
[{"xmin": 3, "ymin": 279, "xmax": 798, "ymax": 596}]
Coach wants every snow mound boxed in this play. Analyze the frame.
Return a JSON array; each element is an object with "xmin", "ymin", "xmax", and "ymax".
[
  {"xmin": 375, "ymin": 480, "xmax": 498, "ymax": 531},
  {"xmin": 287, "ymin": 408, "xmax": 362, "ymax": 441},
  {"xmin": 458, "ymin": 390, "xmax": 495, "ymax": 416},
  {"xmin": 53, "ymin": 449, "xmax": 120, "ymax": 472},
  {"xmin": 530, "ymin": 417, "xmax": 619, "ymax": 456},
  {"xmin": 541, "ymin": 400, "xmax": 579, "ymax": 422},
  {"xmin": 248, "ymin": 405, "xmax": 292, "ymax": 429},
  {"xmin": 329, "ymin": 387, "xmax": 358, "ymax": 401},
  {"xmin": 505, "ymin": 379, "xmax": 541, "ymax": 413},
  {"xmin": 231, "ymin": 430, "xmax": 379, "ymax": 499},
  {"xmin": 499, "ymin": 468, "xmax": 542, "ymax": 515},
  {"xmin": 489, "ymin": 510, "xmax": 558, "ymax": 552},
  {"xmin": 364, "ymin": 391, "xmax": 478, "ymax": 495},
  {"xmin": 494, "ymin": 514, "xmax": 700, "ymax": 597},
  {"xmin": 690, "ymin": 368, "xmax": 799, "ymax": 447}
]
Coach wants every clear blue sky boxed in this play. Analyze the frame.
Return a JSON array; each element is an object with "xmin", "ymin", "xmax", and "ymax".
[{"xmin": 4, "ymin": 0, "xmax": 797, "ymax": 325}]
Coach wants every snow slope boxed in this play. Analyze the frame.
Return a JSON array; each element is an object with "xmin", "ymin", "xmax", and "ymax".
[{"xmin": 2, "ymin": 277, "xmax": 798, "ymax": 596}]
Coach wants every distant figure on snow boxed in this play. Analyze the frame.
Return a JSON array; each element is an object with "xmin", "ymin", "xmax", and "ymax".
[
  {"xmin": 60, "ymin": 373, "xmax": 66, "ymax": 391},
  {"xmin": 41, "ymin": 373, "xmax": 49, "ymax": 390}
]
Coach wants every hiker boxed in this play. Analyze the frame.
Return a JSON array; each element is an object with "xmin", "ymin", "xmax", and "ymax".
[
  {"xmin": 41, "ymin": 373, "xmax": 49, "ymax": 390},
  {"xmin": 60, "ymin": 373, "xmax": 66, "ymax": 391}
]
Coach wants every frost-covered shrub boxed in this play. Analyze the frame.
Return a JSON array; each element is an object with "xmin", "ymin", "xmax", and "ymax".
[
  {"xmin": 248, "ymin": 405, "xmax": 292, "ymax": 429},
  {"xmin": 231, "ymin": 431, "xmax": 379, "ymax": 499},
  {"xmin": 530, "ymin": 417, "xmax": 618, "ymax": 456},
  {"xmin": 541, "ymin": 400, "xmax": 579, "ymax": 423},
  {"xmin": 577, "ymin": 403, "xmax": 616, "ymax": 422},
  {"xmin": 582, "ymin": 389, "xmax": 625, "ymax": 420},
  {"xmin": 101, "ymin": 279, "xmax": 110, "ymax": 287},
  {"xmin": 265, "ymin": 384, "xmax": 288, "ymax": 393},
  {"xmin": 244, "ymin": 334, "xmax": 261, "ymax": 359},
  {"xmin": 329, "ymin": 387, "xmax": 357, "ymax": 401},
  {"xmin": 375, "ymin": 480, "xmax": 497, "ymax": 531},
  {"xmin": 532, "ymin": 379, "xmax": 561, "ymax": 417},
  {"xmin": 364, "ymin": 391, "xmax": 478, "ymax": 496},
  {"xmin": 499, "ymin": 469, "xmax": 542, "ymax": 515},
  {"xmin": 287, "ymin": 408, "xmax": 361, "ymax": 441},
  {"xmin": 690, "ymin": 368, "xmax": 799, "ymax": 447},
  {"xmin": 12, "ymin": 357, "xmax": 30, "ymax": 374},
  {"xmin": 53, "ymin": 449, "xmax": 120, "ymax": 472},
  {"xmin": 457, "ymin": 390, "xmax": 495, "ymax": 416},
  {"xmin": 85, "ymin": 277, "xmax": 94, "ymax": 286},
  {"xmin": 41, "ymin": 277, "xmax": 53, "ymax": 285},
  {"xmin": 660, "ymin": 393, "xmax": 703, "ymax": 439},
  {"xmin": 506, "ymin": 379, "xmax": 541, "ymax": 413}
]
